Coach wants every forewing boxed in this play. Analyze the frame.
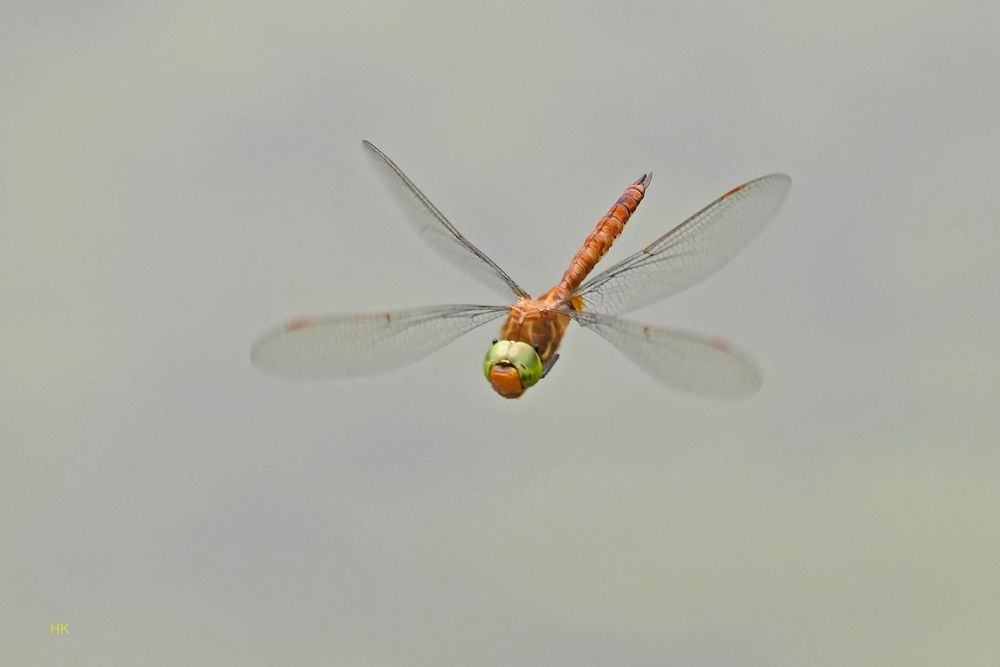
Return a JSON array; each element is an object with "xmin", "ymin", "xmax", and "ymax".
[
  {"xmin": 567, "ymin": 310, "xmax": 762, "ymax": 397},
  {"xmin": 574, "ymin": 174, "xmax": 791, "ymax": 315},
  {"xmin": 363, "ymin": 141, "xmax": 528, "ymax": 299},
  {"xmin": 252, "ymin": 304, "xmax": 508, "ymax": 379}
]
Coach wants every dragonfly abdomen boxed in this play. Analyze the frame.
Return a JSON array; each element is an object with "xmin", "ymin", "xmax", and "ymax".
[{"xmin": 558, "ymin": 173, "xmax": 651, "ymax": 294}]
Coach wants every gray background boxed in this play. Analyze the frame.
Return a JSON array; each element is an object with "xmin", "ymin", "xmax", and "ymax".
[{"xmin": 3, "ymin": 2, "xmax": 999, "ymax": 665}]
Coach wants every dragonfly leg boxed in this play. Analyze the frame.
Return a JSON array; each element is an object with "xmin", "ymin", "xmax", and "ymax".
[{"xmin": 541, "ymin": 353, "xmax": 560, "ymax": 378}]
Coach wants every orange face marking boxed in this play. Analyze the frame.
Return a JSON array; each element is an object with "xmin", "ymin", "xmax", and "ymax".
[
  {"xmin": 286, "ymin": 318, "xmax": 312, "ymax": 332},
  {"xmin": 489, "ymin": 364, "xmax": 524, "ymax": 398}
]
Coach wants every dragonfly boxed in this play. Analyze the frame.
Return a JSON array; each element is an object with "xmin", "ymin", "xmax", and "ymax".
[{"xmin": 252, "ymin": 141, "xmax": 791, "ymax": 399}]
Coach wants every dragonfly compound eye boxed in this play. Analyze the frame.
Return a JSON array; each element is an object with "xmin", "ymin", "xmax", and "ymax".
[{"xmin": 483, "ymin": 340, "xmax": 543, "ymax": 397}]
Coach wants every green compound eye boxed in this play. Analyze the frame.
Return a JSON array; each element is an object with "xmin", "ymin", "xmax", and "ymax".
[{"xmin": 483, "ymin": 340, "xmax": 543, "ymax": 388}]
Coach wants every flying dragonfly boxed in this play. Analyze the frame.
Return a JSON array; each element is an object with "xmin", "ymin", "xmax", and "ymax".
[{"xmin": 252, "ymin": 141, "xmax": 791, "ymax": 399}]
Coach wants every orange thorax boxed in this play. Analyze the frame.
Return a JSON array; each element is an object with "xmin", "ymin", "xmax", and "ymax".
[{"xmin": 498, "ymin": 286, "xmax": 578, "ymax": 369}]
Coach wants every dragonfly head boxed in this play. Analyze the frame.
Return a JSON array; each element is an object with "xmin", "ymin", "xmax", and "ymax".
[{"xmin": 483, "ymin": 340, "xmax": 543, "ymax": 399}]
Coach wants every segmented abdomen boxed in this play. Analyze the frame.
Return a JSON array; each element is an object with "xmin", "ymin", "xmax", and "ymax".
[{"xmin": 558, "ymin": 173, "xmax": 651, "ymax": 295}]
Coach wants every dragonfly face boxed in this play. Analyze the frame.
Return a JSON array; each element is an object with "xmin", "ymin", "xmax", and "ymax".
[
  {"xmin": 483, "ymin": 340, "xmax": 543, "ymax": 398},
  {"xmin": 251, "ymin": 140, "xmax": 791, "ymax": 399}
]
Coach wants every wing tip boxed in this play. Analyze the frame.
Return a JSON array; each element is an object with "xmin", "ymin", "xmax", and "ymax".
[
  {"xmin": 249, "ymin": 319, "xmax": 313, "ymax": 373},
  {"xmin": 361, "ymin": 139, "xmax": 384, "ymax": 157},
  {"xmin": 765, "ymin": 172, "xmax": 792, "ymax": 189}
]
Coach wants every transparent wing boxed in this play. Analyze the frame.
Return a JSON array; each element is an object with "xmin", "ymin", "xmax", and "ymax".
[
  {"xmin": 363, "ymin": 141, "xmax": 528, "ymax": 299},
  {"xmin": 574, "ymin": 174, "xmax": 791, "ymax": 315},
  {"xmin": 566, "ymin": 310, "xmax": 762, "ymax": 397},
  {"xmin": 252, "ymin": 304, "xmax": 509, "ymax": 379}
]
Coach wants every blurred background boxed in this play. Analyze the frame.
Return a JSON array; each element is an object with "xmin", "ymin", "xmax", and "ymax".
[{"xmin": 3, "ymin": 1, "xmax": 998, "ymax": 665}]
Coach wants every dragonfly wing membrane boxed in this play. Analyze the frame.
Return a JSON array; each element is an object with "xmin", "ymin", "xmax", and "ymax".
[
  {"xmin": 575, "ymin": 174, "xmax": 791, "ymax": 315},
  {"xmin": 567, "ymin": 310, "xmax": 762, "ymax": 397},
  {"xmin": 252, "ymin": 304, "xmax": 508, "ymax": 379},
  {"xmin": 363, "ymin": 141, "xmax": 528, "ymax": 299}
]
